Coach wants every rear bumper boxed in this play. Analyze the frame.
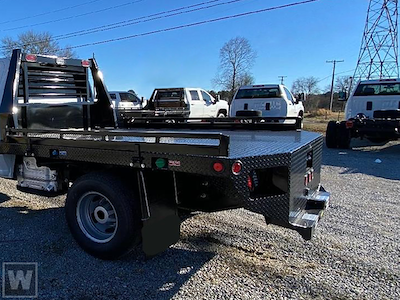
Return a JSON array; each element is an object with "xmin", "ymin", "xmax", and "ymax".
[
  {"xmin": 154, "ymin": 109, "xmax": 190, "ymax": 117},
  {"xmin": 231, "ymin": 134, "xmax": 329, "ymax": 240},
  {"xmin": 117, "ymin": 109, "xmax": 155, "ymax": 119},
  {"xmin": 288, "ymin": 185, "xmax": 330, "ymax": 240},
  {"xmin": 353, "ymin": 119, "xmax": 400, "ymax": 139}
]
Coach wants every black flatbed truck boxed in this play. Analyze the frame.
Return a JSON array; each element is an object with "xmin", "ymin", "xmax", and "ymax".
[{"xmin": 0, "ymin": 50, "xmax": 330, "ymax": 259}]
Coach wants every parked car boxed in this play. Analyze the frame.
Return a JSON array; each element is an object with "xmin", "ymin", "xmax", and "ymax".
[
  {"xmin": 147, "ymin": 88, "xmax": 229, "ymax": 118},
  {"xmin": 230, "ymin": 84, "xmax": 305, "ymax": 128}
]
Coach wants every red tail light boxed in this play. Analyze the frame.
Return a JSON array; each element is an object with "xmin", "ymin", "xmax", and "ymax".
[
  {"xmin": 81, "ymin": 60, "xmax": 90, "ymax": 67},
  {"xmin": 346, "ymin": 121, "xmax": 354, "ymax": 129},
  {"xmin": 25, "ymin": 54, "xmax": 37, "ymax": 62},
  {"xmin": 304, "ymin": 169, "xmax": 314, "ymax": 186},
  {"xmin": 213, "ymin": 162, "xmax": 224, "ymax": 173},
  {"xmin": 247, "ymin": 175, "xmax": 254, "ymax": 191},
  {"xmin": 232, "ymin": 161, "xmax": 242, "ymax": 175}
]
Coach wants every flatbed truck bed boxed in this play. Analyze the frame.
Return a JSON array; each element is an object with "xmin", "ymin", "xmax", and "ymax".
[{"xmin": 0, "ymin": 50, "xmax": 329, "ymax": 259}]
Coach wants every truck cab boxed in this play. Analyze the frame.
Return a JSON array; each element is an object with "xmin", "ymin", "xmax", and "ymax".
[
  {"xmin": 148, "ymin": 88, "xmax": 229, "ymax": 118},
  {"xmin": 344, "ymin": 79, "xmax": 400, "ymax": 120},
  {"xmin": 109, "ymin": 91, "xmax": 142, "ymax": 111},
  {"xmin": 326, "ymin": 79, "xmax": 400, "ymax": 148},
  {"xmin": 230, "ymin": 84, "xmax": 304, "ymax": 127}
]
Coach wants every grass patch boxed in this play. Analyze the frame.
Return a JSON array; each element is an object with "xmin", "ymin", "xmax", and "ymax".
[
  {"xmin": 303, "ymin": 110, "xmax": 345, "ymax": 134},
  {"xmin": 303, "ymin": 122, "xmax": 327, "ymax": 134}
]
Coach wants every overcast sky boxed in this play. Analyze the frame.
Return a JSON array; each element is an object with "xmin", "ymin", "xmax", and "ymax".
[{"xmin": 0, "ymin": 0, "xmax": 369, "ymax": 98}]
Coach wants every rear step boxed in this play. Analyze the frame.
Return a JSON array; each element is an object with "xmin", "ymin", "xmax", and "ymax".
[{"xmin": 289, "ymin": 187, "xmax": 330, "ymax": 240}]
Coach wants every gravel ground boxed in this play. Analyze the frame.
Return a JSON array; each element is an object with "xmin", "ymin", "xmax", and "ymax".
[{"xmin": 0, "ymin": 139, "xmax": 399, "ymax": 300}]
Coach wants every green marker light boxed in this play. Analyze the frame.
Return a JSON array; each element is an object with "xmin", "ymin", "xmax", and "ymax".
[{"xmin": 155, "ymin": 158, "xmax": 167, "ymax": 169}]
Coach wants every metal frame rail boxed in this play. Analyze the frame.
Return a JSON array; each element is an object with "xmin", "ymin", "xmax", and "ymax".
[
  {"xmin": 123, "ymin": 116, "xmax": 300, "ymax": 130},
  {"xmin": 2, "ymin": 128, "xmax": 230, "ymax": 157}
]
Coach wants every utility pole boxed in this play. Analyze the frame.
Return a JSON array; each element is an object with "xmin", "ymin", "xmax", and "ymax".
[
  {"xmin": 278, "ymin": 76, "xmax": 287, "ymax": 85},
  {"xmin": 327, "ymin": 60, "xmax": 344, "ymax": 111}
]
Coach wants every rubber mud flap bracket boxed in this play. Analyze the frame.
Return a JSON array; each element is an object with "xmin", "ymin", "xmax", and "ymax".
[{"xmin": 141, "ymin": 202, "xmax": 181, "ymax": 257}]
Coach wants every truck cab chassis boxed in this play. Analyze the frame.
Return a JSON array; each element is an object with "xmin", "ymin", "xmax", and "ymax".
[{"xmin": 0, "ymin": 50, "xmax": 329, "ymax": 259}]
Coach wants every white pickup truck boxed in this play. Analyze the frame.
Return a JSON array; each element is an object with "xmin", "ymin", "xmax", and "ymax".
[
  {"xmin": 230, "ymin": 84, "xmax": 305, "ymax": 128},
  {"xmin": 109, "ymin": 91, "xmax": 143, "ymax": 111},
  {"xmin": 326, "ymin": 79, "xmax": 400, "ymax": 148},
  {"xmin": 147, "ymin": 88, "xmax": 229, "ymax": 118}
]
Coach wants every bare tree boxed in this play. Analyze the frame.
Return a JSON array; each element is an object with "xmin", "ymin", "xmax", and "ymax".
[
  {"xmin": 335, "ymin": 76, "xmax": 352, "ymax": 92},
  {"xmin": 323, "ymin": 84, "xmax": 332, "ymax": 94},
  {"xmin": 213, "ymin": 37, "xmax": 256, "ymax": 102},
  {"xmin": 291, "ymin": 76, "xmax": 320, "ymax": 95},
  {"xmin": 1, "ymin": 31, "xmax": 75, "ymax": 58},
  {"xmin": 237, "ymin": 72, "xmax": 255, "ymax": 87}
]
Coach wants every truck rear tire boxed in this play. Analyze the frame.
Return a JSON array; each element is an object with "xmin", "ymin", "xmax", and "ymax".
[
  {"xmin": 326, "ymin": 121, "xmax": 338, "ymax": 148},
  {"xmin": 337, "ymin": 122, "xmax": 351, "ymax": 149},
  {"xmin": 65, "ymin": 172, "xmax": 142, "ymax": 260}
]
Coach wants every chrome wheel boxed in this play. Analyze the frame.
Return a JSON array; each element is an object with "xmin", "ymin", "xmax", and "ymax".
[{"xmin": 76, "ymin": 192, "xmax": 118, "ymax": 243}]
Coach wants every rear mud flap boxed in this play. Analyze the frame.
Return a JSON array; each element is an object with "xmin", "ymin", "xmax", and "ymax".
[{"xmin": 141, "ymin": 202, "xmax": 181, "ymax": 257}]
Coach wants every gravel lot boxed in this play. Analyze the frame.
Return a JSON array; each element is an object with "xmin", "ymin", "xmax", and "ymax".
[{"xmin": 0, "ymin": 139, "xmax": 399, "ymax": 300}]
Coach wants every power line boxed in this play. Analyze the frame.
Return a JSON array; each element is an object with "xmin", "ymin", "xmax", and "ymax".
[
  {"xmin": 1, "ymin": 0, "xmax": 146, "ymax": 32},
  {"xmin": 69, "ymin": 0, "xmax": 319, "ymax": 49},
  {"xmin": 336, "ymin": 69, "xmax": 355, "ymax": 76},
  {"xmin": 0, "ymin": 0, "xmax": 242, "ymax": 51},
  {"xmin": 54, "ymin": 0, "xmax": 228, "ymax": 40},
  {"xmin": 55, "ymin": 0, "xmax": 249, "ymax": 41},
  {"xmin": 0, "ymin": 0, "xmax": 318, "ymax": 52},
  {"xmin": 0, "ymin": 0, "xmax": 104, "ymax": 25},
  {"xmin": 317, "ymin": 68, "xmax": 355, "ymax": 84}
]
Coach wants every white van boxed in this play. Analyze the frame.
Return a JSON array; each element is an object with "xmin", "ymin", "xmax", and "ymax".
[{"xmin": 230, "ymin": 84, "xmax": 304, "ymax": 126}]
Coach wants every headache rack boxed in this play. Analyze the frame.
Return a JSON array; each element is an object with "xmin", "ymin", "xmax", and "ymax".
[
  {"xmin": 0, "ymin": 49, "xmax": 116, "ymax": 131},
  {"xmin": 148, "ymin": 88, "xmax": 187, "ymax": 109},
  {"xmin": 18, "ymin": 54, "xmax": 91, "ymax": 101}
]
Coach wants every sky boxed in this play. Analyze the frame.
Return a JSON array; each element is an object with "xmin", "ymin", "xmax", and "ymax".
[{"xmin": 0, "ymin": 0, "xmax": 369, "ymax": 98}]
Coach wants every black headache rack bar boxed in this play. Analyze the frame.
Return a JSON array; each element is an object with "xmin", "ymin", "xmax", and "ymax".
[
  {"xmin": 19, "ymin": 53, "xmax": 92, "ymax": 100},
  {"xmin": 4, "ymin": 128, "xmax": 230, "ymax": 157},
  {"xmin": 2, "ymin": 49, "xmax": 116, "ymax": 131},
  {"xmin": 123, "ymin": 116, "xmax": 300, "ymax": 130}
]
